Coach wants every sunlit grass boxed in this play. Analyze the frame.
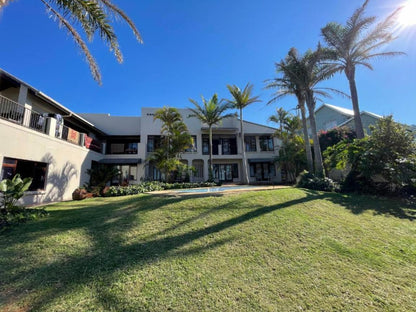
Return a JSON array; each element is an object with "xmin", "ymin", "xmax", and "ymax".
[{"xmin": 1, "ymin": 188, "xmax": 415, "ymax": 311}]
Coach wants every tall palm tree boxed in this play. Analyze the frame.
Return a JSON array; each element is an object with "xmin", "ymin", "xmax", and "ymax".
[
  {"xmin": 0, "ymin": 0, "xmax": 142, "ymax": 85},
  {"xmin": 268, "ymin": 107, "xmax": 290, "ymax": 139},
  {"xmin": 189, "ymin": 94, "xmax": 233, "ymax": 181},
  {"xmin": 225, "ymin": 83, "xmax": 261, "ymax": 184},
  {"xmin": 278, "ymin": 47, "xmax": 342, "ymax": 177},
  {"xmin": 265, "ymin": 57, "xmax": 313, "ymax": 172},
  {"xmin": 321, "ymin": 0, "xmax": 403, "ymax": 139}
]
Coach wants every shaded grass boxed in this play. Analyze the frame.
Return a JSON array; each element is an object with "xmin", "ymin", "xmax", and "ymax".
[{"xmin": 0, "ymin": 188, "xmax": 415, "ymax": 311}]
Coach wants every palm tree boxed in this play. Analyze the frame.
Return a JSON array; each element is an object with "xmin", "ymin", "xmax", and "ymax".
[
  {"xmin": 277, "ymin": 47, "xmax": 342, "ymax": 177},
  {"xmin": 0, "ymin": 0, "xmax": 142, "ymax": 85},
  {"xmin": 268, "ymin": 107, "xmax": 290, "ymax": 139},
  {"xmin": 189, "ymin": 94, "xmax": 234, "ymax": 181},
  {"xmin": 321, "ymin": 0, "xmax": 403, "ymax": 139},
  {"xmin": 265, "ymin": 56, "xmax": 313, "ymax": 173},
  {"xmin": 225, "ymin": 83, "xmax": 261, "ymax": 184}
]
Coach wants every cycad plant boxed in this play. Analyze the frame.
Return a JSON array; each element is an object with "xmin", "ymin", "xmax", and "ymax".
[
  {"xmin": 321, "ymin": 0, "xmax": 403, "ymax": 138},
  {"xmin": 0, "ymin": 0, "xmax": 142, "ymax": 84}
]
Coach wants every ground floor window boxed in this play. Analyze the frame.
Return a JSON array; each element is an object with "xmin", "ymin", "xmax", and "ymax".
[
  {"xmin": 213, "ymin": 164, "xmax": 238, "ymax": 182},
  {"xmin": 249, "ymin": 162, "xmax": 275, "ymax": 181},
  {"xmin": 111, "ymin": 165, "xmax": 138, "ymax": 185},
  {"xmin": 1, "ymin": 157, "xmax": 48, "ymax": 191}
]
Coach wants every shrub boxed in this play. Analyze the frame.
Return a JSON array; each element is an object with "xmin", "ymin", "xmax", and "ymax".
[
  {"xmin": 319, "ymin": 127, "xmax": 356, "ymax": 152},
  {"xmin": 102, "ymin": 181, "xmax": 218, "ymax": 197},
  {"xmin": 297, "ymin": 171, "xmax": 339, "ymax": 192},
  {"xmin": 0, "ymin": 174, "xmax": 32, "ymax": 213}
]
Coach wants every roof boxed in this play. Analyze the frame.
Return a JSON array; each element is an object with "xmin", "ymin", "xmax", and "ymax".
[
  {"xmin": 79, "ymin": 113, "xmax": 141, "ymax": 135},
  {"xmin": 315, "ymin": 103, "xmax": 354, "ymax": 116}
]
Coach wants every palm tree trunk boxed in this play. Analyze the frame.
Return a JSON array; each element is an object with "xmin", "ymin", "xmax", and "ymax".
[
  {"xmin": 299, "ymin": 102, "xmax": 313, "ymax": 172},
  {"xmin": 208, "ymin": 125, "xmax": 213, "ymax": 181},
  {"xmin": 346, "ymin": 69, "xmax": 365, "ymax": 139},
  {"xmin": 306, "ymin": 93, "xmax": 324, "ymax": 177},
  {"xmin": 240, "ymin": 108, "xmax": 249, "ymax": 184}
]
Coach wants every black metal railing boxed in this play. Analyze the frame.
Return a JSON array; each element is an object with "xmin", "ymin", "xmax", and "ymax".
[{"xmin": 0, "ymin": 95, "xmax": 46, "ymax": 133}]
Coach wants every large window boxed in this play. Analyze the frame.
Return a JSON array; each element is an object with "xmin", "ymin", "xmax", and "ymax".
[
  {"xmin": 185, "ymin": 135, "xmax": 197, "ymax": 152},
  {"xmin": 1, "ymin": 157, "xmax": 48, "ymax": 191},
  {"xmin": 147, "ymin": 135, "xmax": 162, "ymax": 152},
  {"xmin": 249, "ymin": 162, "xmax": 275, "ymax": 181},
  {"xmin": 106, "ymin": 138, "xmax": 139, "ymax": 155},
  {"xmin": 245, "ymin": 136, "xmax": 257, "ymax": 152},
  {"xmin": 202, "ymin": 135, "xmax": 237, "ymax": 155},
  {"xmin": 111, "ymin": 165, "xmax": 138, "ymax": 185},
  {"xmin": 213, "ymin": 164, "xmax": 238, "ymax": 182},
  {"xmin": 259, "ymin": 136, "xmax": 274, "ymax": 151}
]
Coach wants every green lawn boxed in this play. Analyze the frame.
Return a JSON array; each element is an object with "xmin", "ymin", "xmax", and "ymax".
[{"xmin": 1, "ymin": 188, "xmax": 415, "ymax": 311}]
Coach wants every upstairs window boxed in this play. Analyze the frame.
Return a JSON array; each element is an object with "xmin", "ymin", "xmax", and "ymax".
[
  {"xmin": 185, "ymin": 135, "xmax": 197, "ymax": 152},
  {"xmin": 259, "ymin": 136, "xmax": 274, "ymax": 151},
  {"xmin": 245, "ymin": 136, "xmax": 257, "ymax": 152},
  {"xmin": 147, "ymin": 136, "xmax": 162, "ymax": 152}
]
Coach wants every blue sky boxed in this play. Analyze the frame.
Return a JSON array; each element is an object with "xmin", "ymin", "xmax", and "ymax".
[{"xmin": 0, "ymin": 0, "xmax": 415, "ymax": 126}]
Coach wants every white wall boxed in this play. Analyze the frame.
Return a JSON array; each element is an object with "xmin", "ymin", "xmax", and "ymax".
[{"xmin": 0, "ymin": 118, "xmax": 102, "ymax": 206}]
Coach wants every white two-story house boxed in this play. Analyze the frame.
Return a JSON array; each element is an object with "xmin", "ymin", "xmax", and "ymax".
[{"xmin": 0, "ymin": 69, "xmax": 282, "ymax": 205}]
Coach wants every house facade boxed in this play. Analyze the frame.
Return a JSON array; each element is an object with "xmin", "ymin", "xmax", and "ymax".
[
  {"xmin": 313, "ymin": 103, "xmax": 382, "ymax": 134},
  {"xmin": 0, "ymin": 69, "xmax": 281, "ymax": 206}
]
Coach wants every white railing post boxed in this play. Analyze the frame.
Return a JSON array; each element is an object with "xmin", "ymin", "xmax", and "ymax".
[{"xmin": 46, "ymin": 117, "xmax": 57, "ymax": 137}]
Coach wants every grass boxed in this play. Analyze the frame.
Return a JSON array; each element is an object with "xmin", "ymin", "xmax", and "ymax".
[{"xmin": 0, "ymin": 188, "xmax": 415, "ymax": 311}]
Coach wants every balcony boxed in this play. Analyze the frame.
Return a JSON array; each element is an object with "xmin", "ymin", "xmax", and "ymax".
[
  {"xmin": 0, "ymin": 94, "xmax": 102, "ymax": 153},
  {"xmin": 0, "ymin": 94, "xmax": 47, "ymax": 134}
]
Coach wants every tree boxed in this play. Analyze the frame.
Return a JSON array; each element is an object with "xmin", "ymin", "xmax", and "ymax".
[
  {"xmin": 277, "ymin": 47, "xmax": 341, "ymax": 177},
  {"xmin": 324, "ymin": 116, "xmax": 416, "ymax": 194},
  {"xmin": 321, "ymin": 0, "xmax": 403, "ymax": 139},
  {"xmin": 150, "ymin": 107, "xmax": 192, "ymax": 182},
  {"xmin": 225, "ymin": 83, "xmax": 261, "ymax": 184},
  {"xmin": 0, "ymin": 0, "xmax": 142, "ymax": 85},
  {"xmin": 189, "ymin": 94, "xmax": 234, "ymax": 181},
  {"xmin": 265, "ymin": 57, "xmax": 313, "ymax": 173},
  {"xmin": 269, "ymin": 113, "xmax": 305, "ymax": 182}
]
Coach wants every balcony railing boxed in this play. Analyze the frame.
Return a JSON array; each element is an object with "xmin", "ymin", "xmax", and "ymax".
[
  {"xmin": 0, "ymin": 95, "xmax": 46, "ymax": 133},
  {"xmin": 1, "ymin": 94, "xmax": 103, "ymax": 152}
]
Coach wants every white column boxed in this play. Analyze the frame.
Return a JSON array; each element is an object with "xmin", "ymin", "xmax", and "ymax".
[
  {"xmin": 18, "ymin": 85, "xmax": 31, "ymax": 127},
  {"xmin": 46, "ymin": 117, "xmax": 57, "ymax": 137}
]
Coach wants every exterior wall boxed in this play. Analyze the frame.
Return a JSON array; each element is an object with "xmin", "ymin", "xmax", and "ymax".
[
  {"xmin": 0, "ymin": 118, "xmax": 102, "ymax": 206},
  {"xmin": 139, "ymin": 107, "xmax": 281, "ymax": 183},
  {"xmin": 314, "ymin": 106, "xmax": 351, "ymax": 132},
  {"xmin": 341, "ymin": 114, "xmax": 380, "ymax": 135}
]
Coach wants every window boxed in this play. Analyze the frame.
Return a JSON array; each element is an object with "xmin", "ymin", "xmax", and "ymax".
[
  {"xmin": 259, "ymin": 136, "xmax": 274, "ymax": 151},
  {"xmin": 147, "ymin": 136, "xmax": 162, "ymax": 152},
  {"xmin": 245, "ymin": 136, "xmax": 257, "ymax": 152},
  {"xmin": 106, "ymin": 138, "xmax": 139, "ymax": 155},
  {"xmin": 185, "ymin": 135, "xmax": 197, "ymax": 152},
  {"xmin": 249, "ymin": 162, "xmax": 275, "ymax": 181},
  {"xmin": 1, "ymin": 157, "xmax": 48, "ymax": 191},
  {"xmin": 111, "ymin": 165, "xmax": 137, "ymax": 185},
  {"xmin": 202, "ymin": 136, "xmax": 209, "ymax": 155},
  {"xmin": 213, "ymin": 164, "xmax": 238, "ymax": 181}
]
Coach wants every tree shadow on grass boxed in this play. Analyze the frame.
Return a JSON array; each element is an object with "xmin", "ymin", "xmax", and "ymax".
[
  {"xmin": 312, "ymin": 190, "xmax": 416, "ymax": 221},
  {"xmin": 0, "ymin": 190, "xmax": 325, "ymax": 311}
]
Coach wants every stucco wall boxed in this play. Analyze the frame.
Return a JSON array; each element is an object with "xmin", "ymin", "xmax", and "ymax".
[{"xmin": 0, "ymin": 118, "xmax": 103, "ymax": 206}]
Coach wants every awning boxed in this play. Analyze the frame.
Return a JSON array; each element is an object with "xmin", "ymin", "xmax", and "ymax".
[
  {"xmin": 248, "ymin": 158, "xmax": 275, "ymax": 163},
  {"xmin": 99, "ymin": 158, "xmax": 142, "ymax": 165}
]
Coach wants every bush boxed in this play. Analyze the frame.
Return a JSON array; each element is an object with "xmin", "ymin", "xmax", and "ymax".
[
  {"xmin": 0, "ymin": 208, "xmax": 48, "ymax": 232},
  {"xmin": 102, "ymin": 181, "xmax": 218, "ymax": 197},
  {"xmin": 319, "ymin": 127, "xmax": 356, "ymax": 152},
  {"xmin": 297, "ymin": 171, "xmax": 339, "ymax": 192}
]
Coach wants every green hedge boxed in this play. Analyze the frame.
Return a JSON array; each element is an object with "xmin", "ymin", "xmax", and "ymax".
[{"xmin": 103, "ymin": 181, "xmax": 218, "ymax": 197}]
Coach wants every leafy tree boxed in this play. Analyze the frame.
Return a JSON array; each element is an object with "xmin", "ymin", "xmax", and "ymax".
[
  {"xmin": 276, "ymin": 47, "xmax": 342, "ymax": 177},
  {"xmin": 318, "ymin": 127, "xmax": 356, "ymax": 152},
  {"xmin": 0, "ymin": 0, "xmax": 142, "ymax": 84},
  {"xmin": 189, "ymin": 94, "xmax": 234, "ymax": 181},
  {"xmin": 272, "ymin": 114, "xmax": 306, "ymax": 182},
  {"xmin": 150, "ymin": 107, "xmax": 192, "ymax": 182},
  {"xmin": 324, "ymin": 116, "xmax": 416, "ymax": 194},
  {"xmin": 225, "ymin": 83, "xmax": 261, "ymax": 184},
  {"xmin": 321, "ymin": 0, "xmax": 403, "ymax": 138},
  {"xmin": 0, "ymin": 174, "xmax": 32, "ymax": 213}
]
